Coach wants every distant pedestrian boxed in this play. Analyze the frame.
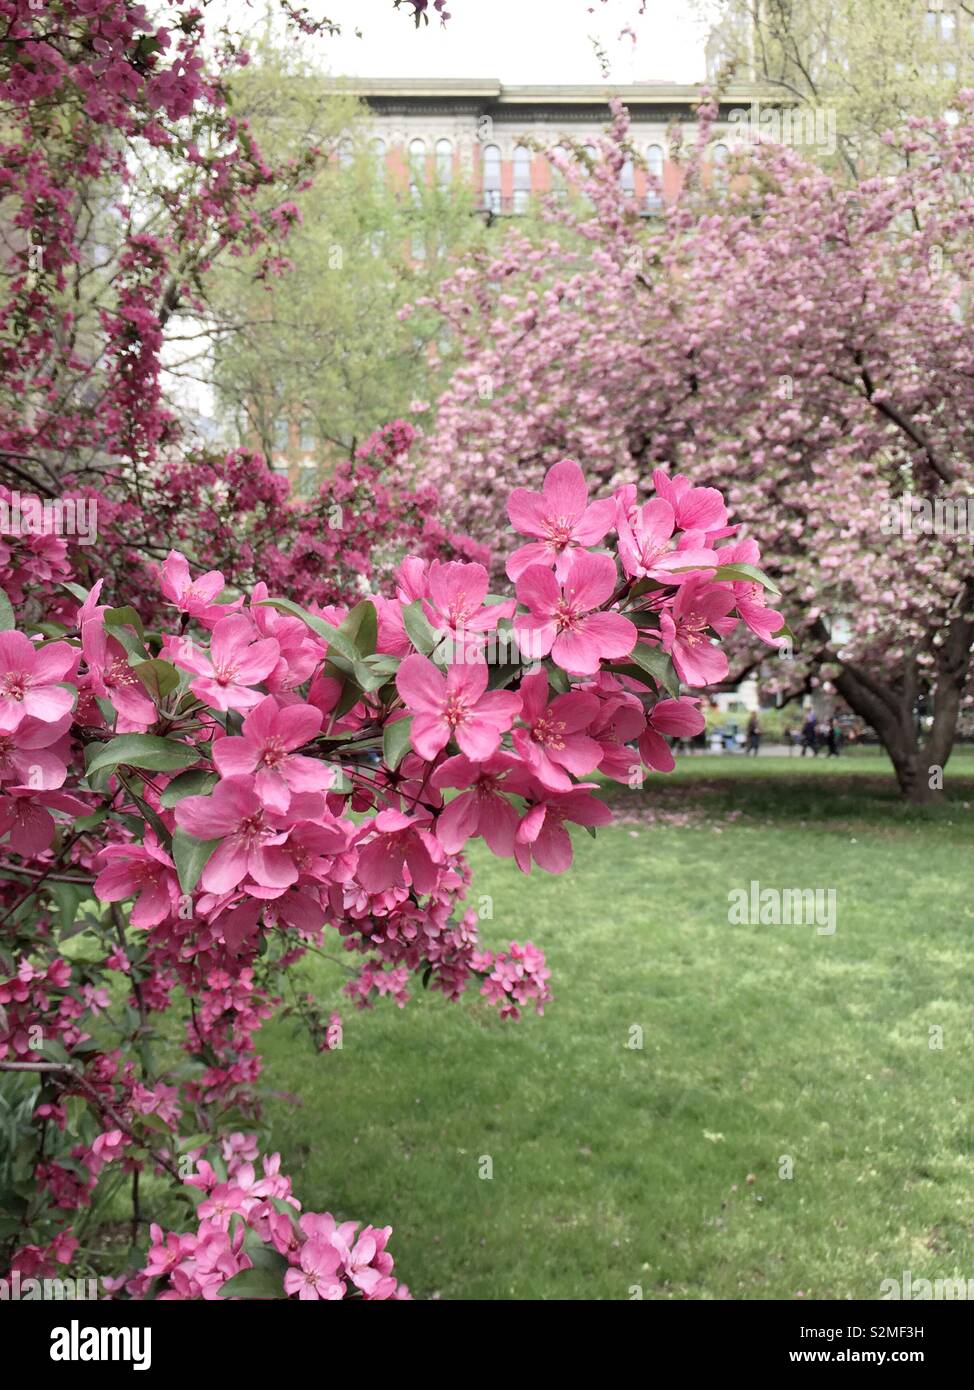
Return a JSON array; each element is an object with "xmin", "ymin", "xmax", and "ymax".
[
  {"xmin": 801, "ymin": 712, "xmax": 819, "ymax": 757},
  {"xmin": 746, "ymin": 711, "xmax": 761, "ymax": 756},
  {"xmin": 826, "ymin": 717, "xmax": 841, "ymax": 757}
]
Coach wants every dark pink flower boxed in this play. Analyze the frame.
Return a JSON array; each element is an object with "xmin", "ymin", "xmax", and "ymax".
[
  {"xmin": 212, "ymin": 695, "xmax": 331, "ymax": 813},
  {"xmin": 514, "ymin": 553, "xmax": 636, "ymax": 675},
  {"xmin": 430, "ymin": 752, "xmax": 532, "ymax": 855},
  {"xmin": 396, "ymin": 654, "xmax": 521, "ymax": 761},
  {"xmin": 0, "ymin": 631, "xmax": 76, "ymax": 729},
  {"xmin": 652, "ymin": 467, "xmax": 728, "ymax": 533},
  {"xmin": 174, "ymin": 776, "xmax": 296, "ymax": 893},
  {"xmin": 638, "ymin": 697, "xmax": 705, "ymax": 772},
  {"xmin": 355, "ymin": 809, "xmax": 444, "ymax": 895},
  {"xmin": 169, "ymin": 614, "xmax": 280, "ymax": 713},
  {"xmin": 507, "ymin": 459, "xmax": 616, "ymax": 582},
  {"xmin": 511, "ymin": 669, "xmax": 601, "ymax": 790},
  {"xmin": 659, "ymin": 576, "xmax": 738, "ymax": 687},
  {"xmin": 514, "ymin": 785, "xmax": 612, "ymax": 874}
]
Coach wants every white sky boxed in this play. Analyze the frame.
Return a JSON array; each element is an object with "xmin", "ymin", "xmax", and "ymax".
[{"xmin": 229, "ymin": 0, "xmax": 715, "ymax": 85}]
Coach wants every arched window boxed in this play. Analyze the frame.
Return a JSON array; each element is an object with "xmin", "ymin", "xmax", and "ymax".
[
  {"xmin": 551, "ymin": 144, "xmax": 570, "ymax": 201},
  {"xmin": 338, "ymin": 137, "xmax": 353, "ymax": 169},
  {"xmin": 712, "ymin": 142, "xmax": 729, "ymax": 187},
  {"xmin": 646, "ymin": 144, "xmax": 664, "ymax": 212},
  {"xmin": 436, "ymin": 138, "xmax": 453, "ymax": 187},
  {"xmin": 408, "ymin": 138, "xmax": 426, "ymax": 201},
  {"xmin": 620, "ymin": 157, "xmax": 635, "ymax": 196},
  {"xmin": 513, "ymin": 146, "xmax": 531, "ymax": 213},
  {"xmin": 482, "ymin": 143, "xmax": 501, "ymax": 213},
  {"xmin": 371, "ymin": 138, "xmax": 386, "ymax": 182}
]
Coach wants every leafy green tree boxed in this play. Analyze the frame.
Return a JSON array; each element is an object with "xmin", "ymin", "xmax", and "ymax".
[
  {"xmin": 706, "ymin": 0, "xmax": 974, "ymax": 178},
  {"xmin": 204, "ymin": 42, "xmax": 488, "ymax": 478}
]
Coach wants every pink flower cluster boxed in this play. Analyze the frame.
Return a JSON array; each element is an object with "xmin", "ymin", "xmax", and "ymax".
[
  {"xmin": 0, "ymin": 454, "xmax": 780, "ymax": 1297},
  {"xmin": 129, "ymin": 1144, "xmax": 408, "ymax": 1302}
]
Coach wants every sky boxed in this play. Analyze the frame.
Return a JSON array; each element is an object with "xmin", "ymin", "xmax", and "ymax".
[{"xmin": 230, "ymin": 0, "xmax": 716, "ymax": 86}]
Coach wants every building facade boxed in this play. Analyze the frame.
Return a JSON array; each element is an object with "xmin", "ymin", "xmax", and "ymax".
[{"xmin": 339, "ymin": 77, "xmax": 763, "ymax": 216}]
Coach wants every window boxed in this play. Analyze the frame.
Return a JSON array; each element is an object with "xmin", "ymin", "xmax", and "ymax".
[
  {"xmin": 300, "ymin": 420, "xmax": 315, "ymax": 453},
  {"xmin": 411, "ymin": 231, "xmax": 426, "ymax": 261},
  {"xmin": 482, "ymin": 143, "xmax": 501, "ymax": 213},
  {"xmin": 273, "ymin": 418, "xmax": 289, "ymax": 452},
  {"xmin": 371, "ymin": 138, "xmax": 386, "ymax": 181},
  {"xmin": 712, "ymin": 142, "xmax": 728, "ymax": 186},
  {"xmin": 646, "ymin": 144, "xmax": 664, "ymax": 211},
  {"xmin": 337, "ymin": 137, "xmax": 353, "ymax": 169},
  {"xmin": 296, "ymin": 464, "xmax": 320, "ymax": 499},
  {"xmin": 620, "ymin": 157, "xmax": 635, "ymax": 196},
  {"xmin": 436, "ymin": 138, "xmax": 453, "ymax": 187},
  {"xmin": 513, "ymin": 146, "xmax": 531, "ymax": 212},
  {"xmin": 551, "ymin": 144, "xmax": 570, "ymax": 201},
  {"xmin": 408, "ymin": 139, "xmax": 426, "ymax": 203}
]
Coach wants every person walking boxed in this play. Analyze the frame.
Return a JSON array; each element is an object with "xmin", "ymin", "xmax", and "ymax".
[
  {"xmin": 746, "ymin": 711, "xmax": 761, "ymax": 757},
  {"xmin": 826, "ymin": 717, "xmax": 841, "ymax": 757},
  {"xmin": 801, "ymin": 711, "xmax": 819, "ymax": 757}
]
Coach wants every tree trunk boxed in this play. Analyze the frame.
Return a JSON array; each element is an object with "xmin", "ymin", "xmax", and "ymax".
[{"xmin": 834, "ymin": 659, "xmax": 934, "ymax": 802}]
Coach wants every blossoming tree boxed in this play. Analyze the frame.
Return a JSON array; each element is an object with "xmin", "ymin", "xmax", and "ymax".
[
  {"xmin": 421, "ymin": 101, "xmax": 974, "ymax": 800},
  {"xmin": 0, "ymin": 456, "xmax": 782, "ymax": 1296}
]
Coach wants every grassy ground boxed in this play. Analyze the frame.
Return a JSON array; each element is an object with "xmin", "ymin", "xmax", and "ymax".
[{"xmin": 257, "ymin": 751, "xmax": 974, "ymax": 1300}]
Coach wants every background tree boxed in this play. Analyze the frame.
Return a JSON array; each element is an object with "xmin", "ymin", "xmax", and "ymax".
[
  {"xmin": 704, "ymin": 0, "xmax": 974, "ymax": 179},
  {"xmin": 420, "ymin": 101, "xmax": 974, "ymax": 799},
  {"xmin": 201, "ymin": 39, "xmax": 489, "ymax": 470}
]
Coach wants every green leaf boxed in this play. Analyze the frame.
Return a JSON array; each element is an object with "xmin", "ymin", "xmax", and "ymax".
[
  {"xmin": 623, "ymin": 644, "xmax": 682, "ymax": 700},
  {"xmin": 104, "ymin": 605, "xmax": 145, "ymax": 641},
  {"xmin": 49, "ymin": 882, "xmax": 92, "ymax": 931},
  {"xmin": 132, "ymin": 659, "xmax": 180, "ymax": 702},
  {"xmin": 74, "ymin": 807, "xmax": 110, "ymax": 833},
  {"xmin": 0, "ymin": 587, "xmax": 15, "ymax": 631},
  {"xmin": 86, "ymin": 735, "xmax": 201, "ymax": 778},
  {"xmin": 713, "ymin": 562, "xmax": 781, "ymax": 597},
  {"xmin": 257, "ymin": 597, "xmax": 358, "ymax": 662},
  {"xmin": 170, "ymin": 828, "xmax": 220, "ymax": 895},
  {"xmin": 160, "ymin": 768, "xmax": 218, "ymax": 807},
  {"xmin": 217, "ymin": 1247, "xmax": 289, "ymax": 1299},
  {"xmin": 401, "ymin": 600, "xmax": 439, "ymax": 656},
  {"xmin": 339, "ymin": 599, "xmax": 378, "ymax": 658},
  {"xmin": 382, "ymin": 716, "xmax": 412, "ymax": 770},
  {"xmin": 60, "ymin": 581, "xmax": 90, "ymax": 604}
]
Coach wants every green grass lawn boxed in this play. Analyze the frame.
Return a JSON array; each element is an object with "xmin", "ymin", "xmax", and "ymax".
[{"xmin": 257, "ymin": 752, "xmax": 974, "ymax": 1300}]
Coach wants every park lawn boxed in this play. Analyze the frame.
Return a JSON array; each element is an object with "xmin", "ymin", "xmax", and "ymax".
[{"xmin": 257, "ymin": 753, "xmax": 974, "ymax": 1300}]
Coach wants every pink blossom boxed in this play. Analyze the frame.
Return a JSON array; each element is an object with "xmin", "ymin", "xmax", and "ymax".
[
  {"xmin": 514, "ymin": 553, "xmax": 636, "ymax": 675},
  {"xmin": 396, "ymin": 654, "xmax": 521, "ymax": 761},
  {"xmin": 514, "ymin": 785, "xmax": 612, "ymax": 873},
  {"xmin": 430, "ymin": 752, "xmax": 532, "ymax": 854},
  {"xmin": 0, "ymin": 631, "xmax": 76, "ymax": 729},
  {"xmin": 82, "ymin": 620, "xmax": 157, "ymax": 729},
  {"xmin": 212, "ymin": 695, "xmax": 331, "ymax": 812},
  {"xmin": 615, "ymin": 491, "xmax": 717, "ymax": 583},
  {"xmin": 638, "ymin": 697, "xmax": 705, "ymax": 772},
  {"xmin": 651, "ymin": 468, "xmax": 729, "ymax": 534},
  {"xmin": 159, "ymin": 549, "xmax": 235, "ymax": 626},
  {"xmin": 169, "ymin": 614, "xmax": 280, "ymax": 712},
  {"xmin": 174, "ymin": 776, "xmax": 296, "ymax": 893},
  {"xmin": 94, "ymin": 833, "xmax": 181, "ymax": 927},
  {"xmin": 355, "ymin": 809, "xmax": 444, "ymax": 895},
  {"xmin": 284, "ymin": 1239, "xmax": 345, "ymax": 1300},
  {"xmin": 0, "ymin": 710, "xmax": 70, "ymax": 789},
  {"xmin": 659, "ymin": 577, "xmax": 738, "ymax": 687},
  {"xmin": 512, "ymin": 669, "xmax": 602, "ymax": 790},
  {"xmin": 507, "ymin": 458, "xmax": 616, "ymax": 581}
]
